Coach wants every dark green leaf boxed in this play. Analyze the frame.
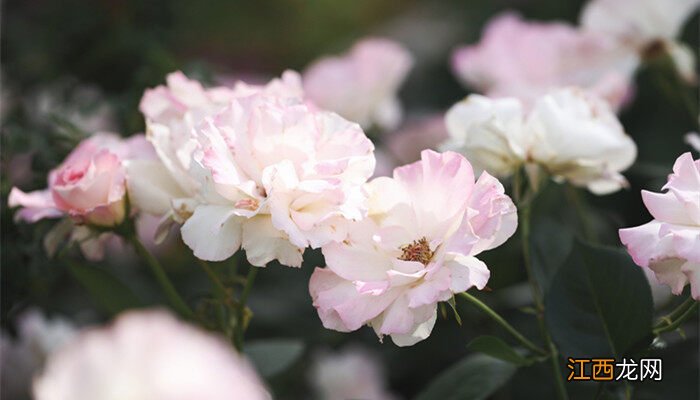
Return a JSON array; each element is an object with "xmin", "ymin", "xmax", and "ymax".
[
  {"xmin": 244, "ymin": 338, "xmax": 304, "ymax": 378},
  {"xmin": 414, "ymin": 354, "xmax": 517, "ymax": 400},
  {"xmin": 467, "ymin": 336, "xmax": 532, "ymax": 366},
  {"xmin": 530, "ymin": 217, "xmax": 574, "ymax": 293},
  {"xmin": 67, "ymin": 261, "xmax": 143, "ymax": 314},
  {"xmin": 544, "ymin": 241, "xmax": 653, "ymax": 358}
]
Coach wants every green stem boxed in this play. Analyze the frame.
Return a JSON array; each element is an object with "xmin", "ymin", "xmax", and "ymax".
[
  {"xmin": 196, "ymin": 259, "xmax": 229, "ymax": 302},
  {"xmin": 520, "ymin": 202, "xmax": 569, "ymax": 400},
  {"xmin": 655, "ymin": 296, "xmax": 696, "ymax": 327},
  {"xmin": 129, "ymin": 235, "xmax": 194, "ymax": 319},
  {"xmin": 653, "ymin": 299, "xmax": 698, "ymax": 335},
  {"xmin": 513, "ymin": 168, "xmax": 523, "ymax": 205},
  {"xmin": 458, "ymin": 292, "xmax": 547, "ymax": 356},
  {"xmin": 233, "ymin": 266, "xmax": 258, "ymax": 350}
]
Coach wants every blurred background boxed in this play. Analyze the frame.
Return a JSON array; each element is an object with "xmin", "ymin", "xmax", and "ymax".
[{"xmin": 2, "ymin": 0, "xmax": 698, "ymax": 399}]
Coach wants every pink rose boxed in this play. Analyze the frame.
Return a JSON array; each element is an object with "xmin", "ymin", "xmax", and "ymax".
[
  {"xmin": 619, "ymin": 152, "xmax": 700, "ymax": 299},
  {"xmin": 451, "ymin": 12, "xmax": 637, "ymax": 110},
  {"xmin": 309, "ymin": 150, "xmax": 517, "ymax": 346},
  {"xmin": 9, "ymin": 133, "xmax": 150, "ymax": 227},
  {"xmin": 9, "ymin": 133, "xmax": 154, "ymax": 260},
  {"xmin": 33, "ymin": 310, "xmax": 269, "ymax": 400},
  {"xmin": 303, "ymin": 37, "xmax": 413, "ymax": 131},
  {"xmin": 129, "ymin": 70, "xmax": 303, "ymax": 225},
  {"xmin": 179, "ymin": 92, "xmax": 375, "ymax": 267}
]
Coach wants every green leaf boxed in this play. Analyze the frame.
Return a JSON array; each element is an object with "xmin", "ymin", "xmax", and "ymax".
[
  {"xmin": 244, "ymin": 338, "xmax": 304, "ymax": 378},
  {"xmin": 544, "ymin": 241, "xmax": 653, "ymax": 358},
  {"xmin": 467, "ymin": 336, "xmax": 532, "ymax": 366},
  {"xmin": 67, "ymin": 261, "xmax": 143, "ymax": 315},
  {"xmin": 530, "ymin": 217, "xmax": 574, "ymax": 294},
  {"xmin": 414, "ymin": 354, "xmax": 517, "ymax": 400}
]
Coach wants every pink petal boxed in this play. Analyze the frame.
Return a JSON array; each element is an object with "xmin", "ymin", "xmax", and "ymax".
[{"xmin": 8, "ymin": 188, "xmax": 63, "ymax": 223}]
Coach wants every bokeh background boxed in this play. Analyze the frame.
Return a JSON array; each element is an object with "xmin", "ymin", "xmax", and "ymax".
[{"xmin": 2, "ymin": 0, "xmax": 698, "ymax": 399}]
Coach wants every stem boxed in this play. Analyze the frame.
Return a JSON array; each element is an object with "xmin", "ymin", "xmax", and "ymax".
[
  {"xmin": 196, "ymin": 259, "xmax": 229, "ymax": 303},
  {"xmin": 655, "ymin": 296, "xmax": 696, "ymax": 327},
  {"xmin": 458, "ymin": 292, "xmax": 547, "ymax": 356},
  {"xmin": 513, "ymin": 169, "xmax": 523, "ymax": 204},
  {"xmin": 520, "ymin": 202, "xmax": 569, "ymax": 400},
  {"xmin": 129, "ymin": 235, "xmax": 194, "ymax": 319},
  {"xmin": 653, "ymin": 299, "xmax": 698, "ymax": 335},
  {"xmin": 233, "ymin": 266, "xmax": 258, "ymax": 350}
]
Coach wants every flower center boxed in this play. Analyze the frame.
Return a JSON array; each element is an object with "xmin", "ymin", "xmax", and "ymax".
[
  {"xmin": 63, "ymin": 167, "xmax": 85, "ymax": 184},
  {"xmin": 399, "ymin": 237, "xmax": 434, "ymax": 265},
  {"xmin": 234, "ymin": 198, "xmax": 260, "ymax": 211}
]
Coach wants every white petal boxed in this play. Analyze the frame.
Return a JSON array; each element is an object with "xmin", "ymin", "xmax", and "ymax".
[
  {"xmin": 125, "ymin": 160, "xmax": 187, "ymax": 216},
  {"xmin": 389, "ymin": 310, "xmax": 437, "ymax": 347},
  {"xmin": 181, "ymin": 205, "xmax": 242, "ymax": 261},
  {"xmin": 445, "ymin": 254, "xmax": 491, "ymax": 292},
  {"xmin": 242, "ymin": 216, "xmax": 303, "ymax": 267}
]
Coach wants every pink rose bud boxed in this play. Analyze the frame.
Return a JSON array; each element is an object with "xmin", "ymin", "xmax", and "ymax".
[{"xmin": 9, "ymin": 133, "xmax": 152, "ymax": 228}]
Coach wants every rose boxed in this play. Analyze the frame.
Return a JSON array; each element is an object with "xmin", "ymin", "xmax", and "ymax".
[
  {"xmin": 9, "ymin": 133, "xmax": 152, "ymax": 227},
  {"xmin": 178, "ymin": 92, "xmax": 375, "ymax": 267},
  {"xmin": 309, "ymin": 150, "xmax": 517, "ymax": 346},
  {"xmin": 128, "ymin": 70, "xmax": 304, "ymax": 227},
  {"xmin": 303, "ymin": 37, "xmax": 413, "ymax": 131},
  {"xmin": 443, "ymin": 87, "xmax": 637, "ymax": 194},
  {"xmin": 9, "ymin": 133, "xmax": 154, "ymax": 260},
  {"xmin": 580, "ymin": 0, "xmax": 700, "ymax": 83},
  {"xmin": 619, "ymin": 152, "xmax": 700, "ymax": 299},
  {"xmin": 451, "ymin": 12, "xmax": 637, "ymax": 110},
  {"xmin": 33, "ymin": 311, "xmax": 269, "ymax": 400}
]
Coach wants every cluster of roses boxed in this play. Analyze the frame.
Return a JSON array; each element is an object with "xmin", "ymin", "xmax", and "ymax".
[
  {"xmin": 9, "ymin": 64, "xmax": 520, "ymax": 347},
  {"xmin": 7, "ymin": 0, "xmax": 700, "ymax": 398},
  {"xmin": 9, "ymin": 0, "xmax": 700, "ymax": 350}
]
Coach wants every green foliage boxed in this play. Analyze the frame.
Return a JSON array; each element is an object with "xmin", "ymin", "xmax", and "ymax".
[
  {"xmin": 414, "ymin": 354, "xmax": 517, "ymax": 400},
  {"xmin": 67, "ymin": 261, "xmax": 143, "ymax": 315},
  {"xmin": 467, "ymin": 335, "xmax": 534, "ymax": 366},
  {"xmin": 545, "ymin": 241, "xmax": 654, "ymax": 358}
]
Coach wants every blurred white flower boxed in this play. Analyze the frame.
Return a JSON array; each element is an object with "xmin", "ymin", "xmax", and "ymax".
[
  {"xmin": 303, "ymin": 37, "xmax": 414, "ymax": 131},
  {"xmin": 443, "ymin": 88, "xmax": 637, "ymax": 194},
  {"xmin": 309, "ymin": 346, "xmax": 398, "ymax": 400},
  {"xmin": 33, "ymin": 310, "xmax": 269, "ymax": 400},
  {"xmin": 580, "ymin": 0, "xmax": 700, "ymax": 82},
  {"xmin": 581, "ymin": 0, "xmax": 699, "ymax": 49},
  {"xmin": 1, "ymin": 309, "xmax": 77, "ymax": 400},
  {"xmin": 685, "ymin": 132, "xmax": 700, "ymax": 152}
]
